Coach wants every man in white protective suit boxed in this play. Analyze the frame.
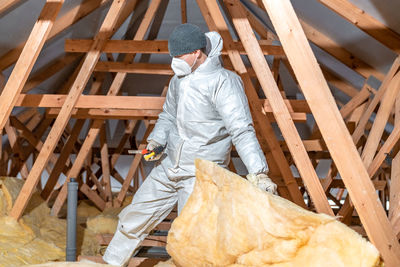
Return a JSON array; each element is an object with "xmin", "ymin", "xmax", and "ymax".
[{"xmin": 103, "ymin": 23, "xmax": 277, "ymax": 266}]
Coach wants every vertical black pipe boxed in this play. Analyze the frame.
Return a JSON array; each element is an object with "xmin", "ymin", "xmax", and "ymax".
[{"xmin": 66, "ymin": 178, "xmax": 78, "ymax": 261}]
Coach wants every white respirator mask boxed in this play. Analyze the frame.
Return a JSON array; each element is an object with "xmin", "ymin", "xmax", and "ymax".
[{"xmin": 171, "ymin": 55, "xmax": 197, "ymax": 76}]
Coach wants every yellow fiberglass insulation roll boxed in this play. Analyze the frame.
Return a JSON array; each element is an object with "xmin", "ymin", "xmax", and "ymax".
[{"xmin": 162, "ymin": 159, "xmax": 383, "ymax": 267}]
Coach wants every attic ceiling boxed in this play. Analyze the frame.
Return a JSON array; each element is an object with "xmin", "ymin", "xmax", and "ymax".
[{"xmin": 0, "ymin": 0, "xmax": 399, "ymax": 106}]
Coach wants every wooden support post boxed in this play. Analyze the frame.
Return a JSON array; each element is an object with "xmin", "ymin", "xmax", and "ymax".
[
  {"xmin": 262, "ymin": 0, "xmax": 400, "ymax": 264},
  {"xmin": 197, "ymin": 0, "xmax": 306, "ymax": 209},
  {"xmin": 10, "ymin": 0, "xmax": 132, "ymax": 220},
  {"xmin": 223, "ymin": 0, "xmax": 331, "ymax": 214},
  {"xmin": 0, "ymin": 0, "xmax": 65, "ymax": 131}
]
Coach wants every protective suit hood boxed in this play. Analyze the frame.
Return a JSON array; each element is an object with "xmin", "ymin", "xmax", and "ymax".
[{"xmin": 194, "ymin": 31, "xmax": 223, "ymax": 74}]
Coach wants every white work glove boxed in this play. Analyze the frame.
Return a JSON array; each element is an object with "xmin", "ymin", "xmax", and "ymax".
[
  {"xmin": 246, "ymin": 173, "xmax": 278, "ymax": 195},
  {"xmin": 145, "ymin": 140, "xmax": 164, "ymax": 161}
]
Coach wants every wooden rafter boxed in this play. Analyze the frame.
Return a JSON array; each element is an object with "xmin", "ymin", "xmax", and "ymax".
[
  {"xmin": 223, "ymin": 0, "xmax": 332, "ymax": 214},
  {"xmin": 197, "ymin": 0, "xmax": 306, "ymax": 208},
  {"xmin": 261, "ymin": 0, "xmax": 400, "ymax": 264},
  {"xmin": 317, "ymin": 0, "xmax": 400, "ymax": 54}
]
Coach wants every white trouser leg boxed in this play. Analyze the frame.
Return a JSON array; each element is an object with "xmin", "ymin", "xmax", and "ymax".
[
  {"xmin": 176, "ymin": 177, "xmax": 196, "ymax": 214},
  {"xmin": 103, "ymin": 163, "xmax": 178, "ymax": 266}
]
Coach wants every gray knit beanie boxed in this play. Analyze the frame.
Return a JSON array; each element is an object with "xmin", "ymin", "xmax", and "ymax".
[{"xmin": 168, "ymin": 23, "xmax": 207, "ymax": 57}]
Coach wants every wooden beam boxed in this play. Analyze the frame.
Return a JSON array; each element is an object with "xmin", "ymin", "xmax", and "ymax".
[
  {"xmin": 339, "ymin": 83, "xmax": 371, "ymax": 119},
  {"xmin": 317, "ymin": 0, "xmax": 400, "ymax": 54},
  {"xmin": 362, "ymin": 72, "xmax": 400, "ymax": 167},
  {"xmin": 10, "ymin": 0, "xmax": 132, "ymax": 220},
  {"xmin": 0, "ymin": 0, "xmax": 65, "ymax": 131},
  {"xmin": 0, "ymin": 0, "xmax": 110, "ymax": 71},
  {"xmin": 197, "ymin": 0, "xmax": 306, "ymax": 208},
  {"xmin": 181, "ymin": 0, "xmax": 187, "ymax": 24},
  {"xmin": 262, "ymin": 0, "xmax": 400, "ymax": 264},
  {"xmin": 224, "ymin": 0, "xmax": 331, "ymax": 214},
  {"xmin": 244, "ymin": 1, "xmax": 385, "ymax": 81},
  {"xmin": 390, "ymin": 90, "xmax": 400, "ymax": 237},
  {"xmin": 0, "ymin": 0, "xmax": 23, "ymax": 15},
  {"xmin": 367, "ymin": 124, "xmax": 400, "ymax": 178},
  {"xmin": 65, "ymin": 39, "xmax": 285, "ymax": 56},
  {"xmin": 16, "ymin": 94, "xmax": 309, "ymax": 114},
  {"xmin": 300, "ymin": 19, "xmax": 385, "ymax": 81},
  {"xmin": 16, "ymin": 94, "xmax": 166, "ymax": 109},
  {"xmin": 352, "ymin": 57, "xmax": 400, "ymax": 144}
]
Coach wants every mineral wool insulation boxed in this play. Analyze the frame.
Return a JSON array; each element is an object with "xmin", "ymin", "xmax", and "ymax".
[{"xmin": 0, "ymin": 159, "xmax": 384, "ymax": 266}]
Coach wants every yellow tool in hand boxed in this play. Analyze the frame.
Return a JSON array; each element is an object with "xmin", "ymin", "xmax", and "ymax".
[{"xmin": 128, "ymin": 146, "xmax": 164, "ymax": 161}]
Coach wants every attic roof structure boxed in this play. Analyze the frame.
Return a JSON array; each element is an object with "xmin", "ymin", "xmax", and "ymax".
[{"xmin": 1, "ymin": 0, "xmax": 400, "ymax": 265}]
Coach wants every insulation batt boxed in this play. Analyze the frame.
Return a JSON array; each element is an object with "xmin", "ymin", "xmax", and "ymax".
[
  {"xmin": 160, "ymin": 159, "xmax": 382, "ymax": 267},
  {"xmin": 0, "ymin": 177, "xmax": 114, "ymax": 266}
]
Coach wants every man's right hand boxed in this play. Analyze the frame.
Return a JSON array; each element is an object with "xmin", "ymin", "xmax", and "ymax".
[{"xmin": 145, "ymin": 140, "xmax": 163, "ymax": 161}]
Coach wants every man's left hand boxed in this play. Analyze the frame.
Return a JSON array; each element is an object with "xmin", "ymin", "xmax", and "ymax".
[{"xmin": 246, "ymin": 173, "xmax": 278, "ymax": 195}]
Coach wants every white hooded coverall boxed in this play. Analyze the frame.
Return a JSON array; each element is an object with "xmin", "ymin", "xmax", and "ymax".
[{"xmin": 103, "ymin": 32, "xmax": 268, "ymax": 266}]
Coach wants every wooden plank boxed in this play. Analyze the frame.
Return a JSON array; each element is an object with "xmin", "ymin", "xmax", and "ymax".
[
  {"xmin": 10, "ymin": 0, "xmax": 132, "ymax": 220},
  {"xmin": 0, "ymin": 0, "xmax": 65, "ymax": 131},
  {"xmin": 17, "ymin": 94, "xmax": 309, "ymax": 113},
  {"xmin": 197, "ymin": 0, "xmax": 306, "ymax": 208},
  {"xmin": 262, "ymin": 0, "xmax": 400, "ymax": 264},
  {"xmin": 362, "ymin": 72, "xmax": 400, "ymax": 167},
  {"xmin": 95, "ymin": 62, "xmax": 173, "ymax": 74},
  {"xmin": 352, "ymin": 57, "xmax": 400, "ymax": 144},
  {"xmin": 0, "ymin": 0, "xmax": 110, "ymax": 71},
  {"xmin": 224, "ymin": 0, "xmax": 331, "ymax": 214},
  {"xmin": 390, "ymin": 91, "xmax": 400, "ymax": 237},
  {"xmin": 318, "ymin": 0, "xmax": 400, "ymax": 54},
  {"xmin": 65, "ymin": 39, "xmax": 285, "ymax": 55},
  {"xmin": 367, "ymin": 124, "xmax": 400, "ymax": 178},
  {"xmin": 0, "ymin": 0, "xmax": 23, "ymax": 15},
  {"xmin": 300, "ymin": 19, "xmax": 385, "ymax": 81},
  {"xmin": 244, "ymin": 1, "xmax": 385, "ymax": 81},
  {"xmin": 16, "ymin": 94, "xmax": 166, "ymax": 110}
]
